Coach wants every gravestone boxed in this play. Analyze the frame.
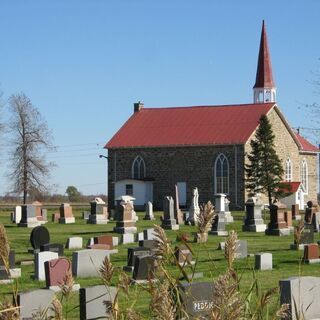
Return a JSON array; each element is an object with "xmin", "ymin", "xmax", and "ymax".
[
  {"xmin": 214, "ymin": 193, "xmax": 233, "ymax": 223},
  {"xmin": 52, "ymin": 212, "xmax": 60, "ymax": 222},
  {"xmin": 242, "ymin": 197, "xmax": 266, "ymax": 232},
  {"xmin": 292, "ymin": 204, "xmax": 301, "ymax": 220},
  {"xmin": 143, "ymin": 201, "xmax": 155, "ymax": 220},
  {"xmin": 88, "ymin": 197, "xmax": 108, "ymax": 224},
  {"xmin": 113, "ymin": 202, "xmax": 137, "ymax": 234},
  {"xmin": 303, "ymin": 243, "xmax": 320, "ymax": 264},
  {"xmin": 280, "ymin": 276, "xmax": 320, "ymax": 320},
  {"xmin": 66, "ymin": 237, "xmax": 83, "ymax": 249},
  {"xmin": 44, "ymin": 257, "xmax": 71, "ymax": 289},
  {"xmin": 255, "ymin": 253, "xmax": 272, "ymax": 270},
  {"xmin": 135, "ymin": 232, "xmax": 144, "ymax": 242},
  {"xmin": 13, "ymin": 205, "xmax": 22, "ymax": 223},
  {"xmin": 30, "ymin": 225, "xmax": 50, "ymax": 250},
  {"xmin": 284, "ymin": 210, "xmax": 293, "ymax": 229},
  {"xmin": 40, "ymin": 243, "xmax": 64, "ymax": 256},
  {"xmin": 72, "ymin": 249, "xmax": 111, "ymax": 278},
  {"xmin": 18, "ymin": 204, "xmax": 41, "ymax": 228},
  {"xmin": 124, "ymin": 247, "xmax": 151, "ymax": 272},
  {"xmin": 175, "ymin": 245, "xmax": 194, "ymax": 266},
  {"xmin": 59, "ymin": 203, "xmax": 75, "ymax": 224},
  {"xmin": 120, "ymin": 233, "xmax": 135, "ymax": 244},
  {"xmin": 174, "ymin": 184, "xmax": 184, "ymax": 224},
  {"xmin": 79, "ymin": 285, "xmax": 117, "ymax": 320},
  {"xmin": 209, "ymin": 213, "xmax": 228, "ymax": 236},
  {"xmin": 233, "ymin": 240, "xmax": 248, "ymax": 259},
  {"xmin": 179, "ymin": 282, "xmax": 214, "ymax": 319},
  {"xmin": 139, "ymin": 240, "xmax": 156, "ymax": 249},
  {"xmin": 115, "ymin": 195, "xmax": 137, "ymax": 222},
  {"xmin": 35, "ymin": 251, "xmax": 59, "ymax": 281},
  {"xmin": 188, "ymin": 187, "xmax": 200, "ymax": 225},
  {"xmin": 18, "ymin": 289, "xmax": 55, "ymax": 319},
  {"xmin": 0, "ymin": 250, "xmax": 18, "ymax": 283},
  {"xmin": 265, "ymin": 202, "xmax": 290, "ymax": 236},
  {"xmin": 132, "ymin": 255, "xmax": 157, "ymax": 282},
  {"xmin": 290, "ymin": 224, "xmax": 314, "ymax": 250},
  {"xmin": 161, "ymin": 196, "xmax": 179, "ymax": 230},
  {"xmin": 94, "ymin": 235, "xmax": 114, "ymax": 249},
  {"xmin": 304, "ymin": 201, "xmax": 314, "ymax": 224},
  {"xmin": 143, "ymin": 228, "xmax": 156, "ymax": 240},
  {"xmin": 82, "ymin": 211, "xmax": 90, "ymax": 220}
]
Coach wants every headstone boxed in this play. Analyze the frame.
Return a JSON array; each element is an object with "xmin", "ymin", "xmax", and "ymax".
[
  {"xmin": 112, "ymin": 237, "xmax": 119, "ymax": 246},
  {"xmin": 304, "ymin": 200, "xmax": 314, "ymax": 224},
  {"xmin": 18, "ymin": 289, "xmax": 55, "ymax": 319},
  {"xmin": 179, "ymin": 282, "xmax": 214, "ymax": 319},
  {"xmin": 280, "ymin": 276, "xmax": 320, "ymax": 320},
  {"xmin": 79, "ymin": 285, "xmax": 116, "ymax": 320},
  {"xmin": 88, "ymin": 244, "xmax": 113, "ymax": 250},
  {"xmin": 292, "ymin": 204, "xmax": 301, "ymax": 220},
  {"xmin": 298, "ymin": 224, "xmax": 314, "ymax": 245},
  {"xmin": 242, "ymin": 197, "xmax": 266, "ymax": 232},
  {"xmin": 303, "ymin": 243, "xmax": 320, "ymax": 264},
  {"xmin": 0, "ymin": 250, "xmax": 17, "ymax": 282},
  {"xmin": 94, "ymin": 235, "xmax": 114, "ymax": 249},
  {"xmin": 255, "ymin": 253, "xmax": 272, "ymax": 270},
  {"xmin": 139, "ymin": 240, "xmax": 156, "ymax": 249},
  {"xmin": 174, "ymin": 184, "xmax": 184, "ymax": 224},
  {"xmin": 284, "ymin": 210, "xmax": 293, "ymax": 228},
  {"xmin": 14, "ymin": 206, "xmax": 22, "ymax": 223},
  {"xmin": 161, "ymin": 196, "xmax": 179, "ymax": 230},
  {"xmin": 52, "ymin": 212, "xmax": 60, "ymax": 222},
  {"xmin": 18, "ymin": 204, "xmax": 41, "ymax": 228},
  {"xmin": 132, "ymin": 255, "xmax": 157, "ymax": 282},
  {"xmin": 44, "ymin": 257, "xmax": 71, "ymax": 288},
  {"xmin": 209, "ymin": 213, "xmax": 228, "ymax": 236},
  {"xmin": 40, "ymin": 243, "xmax": 64, "ymax": 256},
  {"xmin": 59, "ymin": 203, "xmax": 75, "ymax": 224},
  {"xmin": 115, "ymin": 195, "xmax": 137, "ymax": 222},
  {"xmin": 234, "ymin": 240, "xmax": 248, "ymax": 259},
  {"xmin": 82, "ymin": 211, "xmax": 90, "ymax": 220},
  {"xmin": 41, "ymin": 208, "xmax": 48, "ymax": 222},
  {"xmin": 143, "ymin": 201, "xmax": 155, "ymax": 220},
  {"xmin": 175, "ymin": 245, "xmax": 194, "ymax": 266},
  {"xmin": 143, "ymin": 228, "xmax": 156, "ymax": 240},
  {"xmin": 66, "ymin": 237, "xmax": 83, "ymax": 249},
  {"xmin": 113, "ymin": 202, "xmax": 137, "ymax": 234},
  {"xmin": 218, "ymin": 242, "xmax": 225, "ymax": 250},
  {"xmin": 188, "ymin": 187, "xmax": 200, "ymax": 225},
  {"xmin": 124, "ymin": 247, "xmax": 151, "ymax": 272},
  {"xmin": 311, "ymin": 212, "xmax": 320, "ymax": 232},
  {"xmin": 35, "ymin": 251, "xmax": 59, "ymax": 281},
  {"xmin": 265, "ymin": 202, "xmax": 290, "ymax": 236},
  {"xmin": 135, "ymin": 232, "xmax": 144, "ymax": 242},
  {"xmin": 88, "ymin": 197, "xmax": 108, "ymax": 224},
  {"xmin": 72, "ymin": 249, "xmax": 110, "ymax": 278},
  {"xmin": 214, "ymin": 194, "xmax": 233, "ymax": 223},
  {"xmin": 30, "ymin": 226, "xmax": 50, "ymax": 250},
  {"xmin": 120, "ymin": 233, "xmax": 135, "ymax": 244}
]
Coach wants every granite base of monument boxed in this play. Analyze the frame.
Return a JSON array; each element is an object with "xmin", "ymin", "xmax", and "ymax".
[
  {"xmin": 87, "ymin": 214, "xmax": 109, "ymax": 224},
  {"xmin": 209, "ymin": 230, "xmax": 228, "ymax": 236},
  {"xmin": 242, "ymin": 224, "xmax": 266, "ymax": 232},
  {"xmin": 113, "ymin": 226, "xmax": 137, "ymax": 234},
  {"xmin": 265, "ymin": 228, "xmax": 290, "ymax": 236}
]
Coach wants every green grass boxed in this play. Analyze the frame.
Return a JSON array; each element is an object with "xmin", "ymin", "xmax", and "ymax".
[{"xmin": 0, "ymin": 208, "xmax": 319, "ymax": 319}]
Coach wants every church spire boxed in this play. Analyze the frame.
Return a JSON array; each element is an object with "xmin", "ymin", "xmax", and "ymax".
[{"xmin": 253, "ymin": 20, "xmax": 276, "ymax": 103}]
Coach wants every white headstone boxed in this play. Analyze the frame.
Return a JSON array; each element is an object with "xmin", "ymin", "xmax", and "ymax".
[
  {"xmin": 144, "ymin": 201, "xmax": 155, "ymax": 220},
  {"xmin": 143, "ymin": 228, "xmax": 156, "ymax": 240},
  {"xmin": 214, "ymin": 194, "xmax": 226, "ymax": 212},
  {"xmin": 14, "ymin": 206, "xmax": 22, "ymax": 224},
  {"xmin": 35, "ymin": 251, "xmax": 59, "ymax": 281},
  {"xmin": 189, "ymin": 188, "xmax": 200, "ymax": 224},
  {"xmin": 120, "ymin": 234, "xmax": 135, "ymax": 244},
  {"xmin": 112, "ymin": 236, "xmax": 119, "ymax": 246},
  {"xmin": 66, "ymin": 237, "xmax": 83, "ymax": 249},
  {"xmin": 255, "ymin": 253, "xmax": 272, "ymax": 270}
]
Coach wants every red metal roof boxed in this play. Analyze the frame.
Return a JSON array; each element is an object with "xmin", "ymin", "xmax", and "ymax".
[
  {"xmin": 253, "ymin": 20, "xmax": 275, "ymax": 89},
  {"xmin": 295, "ymin": 133, "xmax": 319, "ymax": 153},
  {"xmin": 280, "ymin": 181, "xmax": 302, "ymax": 193},
  {"xmin": 105, "ymin": 103, "xmax": 275, "ymax": 149}
]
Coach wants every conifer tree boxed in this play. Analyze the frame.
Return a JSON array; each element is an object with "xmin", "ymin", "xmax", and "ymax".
[{"xmin": 245, "ymin": 114, "xmax": 285, "ymax": 206}]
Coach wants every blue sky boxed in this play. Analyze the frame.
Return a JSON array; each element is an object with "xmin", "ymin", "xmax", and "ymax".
[{"xmin": 0, "ymin": 1, "xmax": 320, "ymax": 196}]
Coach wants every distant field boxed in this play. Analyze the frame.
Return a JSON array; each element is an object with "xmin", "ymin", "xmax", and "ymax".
[{"xmin": 0, "ymin": 208, "xmax": 319, "ymax": 319}]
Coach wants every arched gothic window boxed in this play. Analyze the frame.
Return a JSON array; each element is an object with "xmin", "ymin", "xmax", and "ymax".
[
  {"xmin": 300, "ymin": 159, "xmax": 308, "ymax": 193},
  {"xmin": 132, "ymin": 156, "xmax": 146, "ymax": 180},
  {"xmin": 285, "ymin": 158, "xmax": 292, "ymax": 182},
  {"xmin": 215, "ymin": 153, "xmax": 229, "ymax": 194}
]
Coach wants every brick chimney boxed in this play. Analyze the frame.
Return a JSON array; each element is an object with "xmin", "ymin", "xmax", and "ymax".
[{"xmin": 134, "ymin": 101, "xmax": 144, "ymax": 113}]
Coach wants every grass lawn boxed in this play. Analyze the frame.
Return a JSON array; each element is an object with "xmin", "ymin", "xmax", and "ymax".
[{"xmin": 0, "ymin": 208, "xmax": 319, "ymax": 319}]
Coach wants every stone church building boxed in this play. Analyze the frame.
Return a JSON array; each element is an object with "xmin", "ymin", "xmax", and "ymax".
[{"xmin": 105, "ymin": 21, "xmax": 318, "ymax": 210}]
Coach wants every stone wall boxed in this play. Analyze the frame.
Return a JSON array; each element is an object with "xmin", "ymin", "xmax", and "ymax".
[{"xmin": 108, "ymin": 145, "xmax": 246, "ymax": 210}]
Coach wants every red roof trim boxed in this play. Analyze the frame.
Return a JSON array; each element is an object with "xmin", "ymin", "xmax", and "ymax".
[{"xmin": 295, "ymin": 133, "xmax": 319, "ymax": 153}]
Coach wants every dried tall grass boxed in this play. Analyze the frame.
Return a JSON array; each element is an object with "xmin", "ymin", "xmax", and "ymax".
[
  {"xmin": 197, "ymin": 201, "xmax": 215, "ymax": 235},
  {"xmin": 224, "ymin": 230, "xmax": 238, "ymax": 271}
]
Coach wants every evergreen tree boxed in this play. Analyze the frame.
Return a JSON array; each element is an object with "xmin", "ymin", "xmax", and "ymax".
[{"xmin": 245, "ymin": 114, "xmax": 285, "ymax": 206}]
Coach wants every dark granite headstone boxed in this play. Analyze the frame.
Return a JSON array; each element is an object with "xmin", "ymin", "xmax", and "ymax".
[
  {"xmin": 304, "ymin": 201, "xmax": 314, "ymax": 224},
  {"xmin": 0, "ymin": 250, "xmax": 15, "ymax": 280},
  {"xmin": 40, "ymin": 243, "xmax": 64, "ymax": 256},
  {"xmin": 179, "ymin": 282, "xmax": 214, "ymax": 319},
  {"xmin": 127, "ymin": 247, "xmax": 151, "ymax": 269},
  {"xmin": 30, "ymin": 226, "xmax": 50, "ymax": 249},
  {"xmin": 132, "ymin": 255, "xmax": 156, "ymax": 281},
  {"xmin": 296, "ymin": 224, "xmax": 314, "ymax": 245},
  {"xmin": 45, "ymin": 257, "xmax": 71, "ymax": 288},
  {"xmin": 138, "ymin": 240, "xmax": 156, "ymax": 249}
]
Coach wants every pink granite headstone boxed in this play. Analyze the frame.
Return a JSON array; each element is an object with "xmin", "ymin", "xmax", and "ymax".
[{"xmin": 44, "ymin": 257, "xmax": 71, "ymax": 288}]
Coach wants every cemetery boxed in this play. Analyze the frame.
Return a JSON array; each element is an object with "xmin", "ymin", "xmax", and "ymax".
[{"xmin": 1, "ymin": 197, "xmax": 320, "ymax": 319}]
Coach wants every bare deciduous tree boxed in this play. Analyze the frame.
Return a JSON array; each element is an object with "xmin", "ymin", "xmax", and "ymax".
[{"xmin": 8, "ymin": 93, "xmax": 55, "ymax": 204}]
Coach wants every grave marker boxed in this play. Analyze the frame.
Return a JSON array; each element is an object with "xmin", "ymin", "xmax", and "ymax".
[
  {"xmin": 66, "ymin": 237, "xmax": 83, "ymax": 249},
  {"xmin": 161, "ymin": 196, "xmax": 179, "ymax": 230},
  {"xmin": 242, "ymin": 197, "xmax": 266, "ymax": 232},
  {"xmin": 143, "ymin": 201, "xmax": 155, "ymax": 220},
  {"xmin": 35, "ymin": 251, "xmax": 59, "ymax": 281},
  {"xmin": 30, "ymin": 226, "xmax": 50, "ymax": 250},
  {"xmin": 59, "ymin": 203, "xmax": 75, "ymax": 224},
  {"xmin": 188, "ymin": 187, "xmax": 200, "ymax": 225}
]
